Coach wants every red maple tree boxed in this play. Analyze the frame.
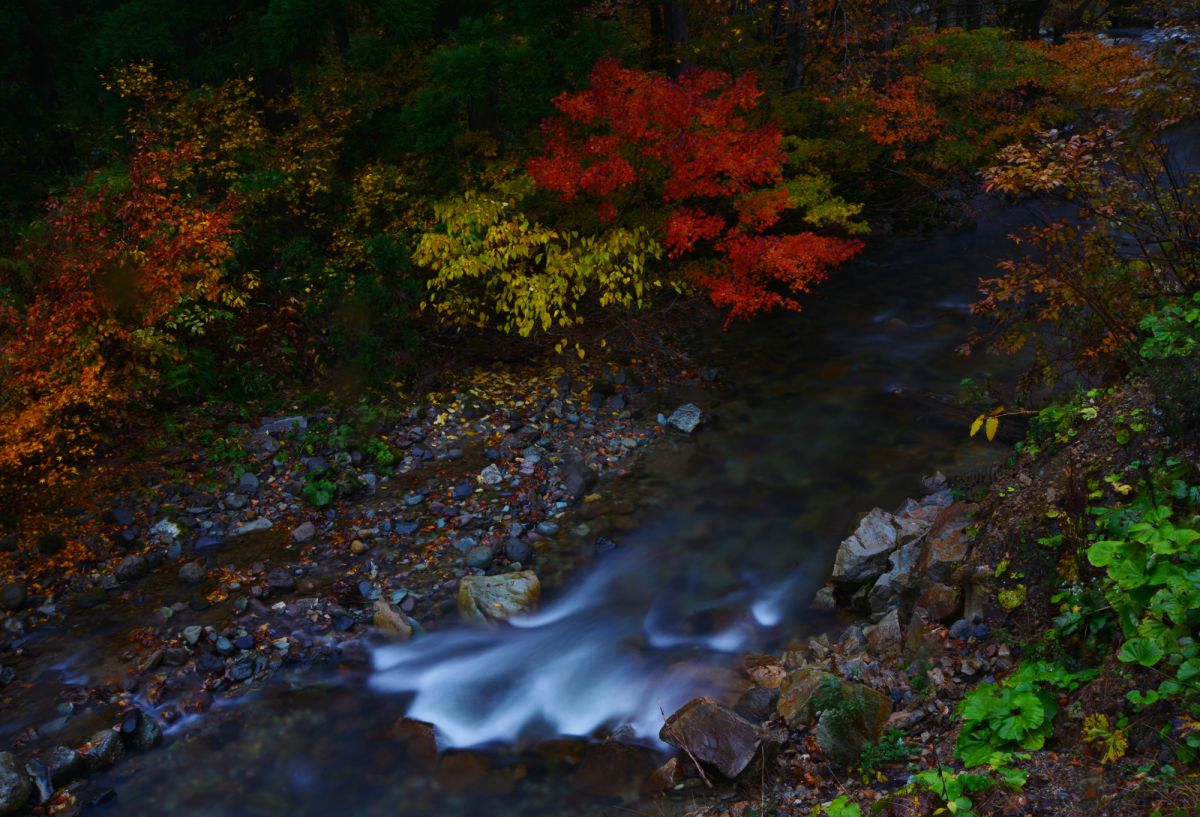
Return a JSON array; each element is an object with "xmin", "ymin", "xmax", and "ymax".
[{"xmin": 528, "ymin": 58, "xmax": 862, "ymax": 323}]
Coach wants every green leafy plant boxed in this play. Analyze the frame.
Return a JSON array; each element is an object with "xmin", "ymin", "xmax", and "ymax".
[
  {"xmin": 1087, "ymin": 488, "xmax": 1200, "ymax": 708},
  {"xmin": 956, "ymin": 661, "xmax": 1095, "ymax": 767},
  {"xmin": 857, "ymin": 728, "xmax": 914, "ymax": 771},
  {"xmin": 810, "ymin": 795, "xmax": 860, "ymax": 817},
  {"xmin": 302, "ymin": 477, "xmax": 337, "ymax": 508},
  {"xmin": 903, "ymin": 767, "xmax": 997, "ymax": 817}
]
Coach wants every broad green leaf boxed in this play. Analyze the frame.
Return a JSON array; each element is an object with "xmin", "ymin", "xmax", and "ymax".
[{"xmin": 1118, "ymin": 637, "xmax": 1164, "ymax": 667}]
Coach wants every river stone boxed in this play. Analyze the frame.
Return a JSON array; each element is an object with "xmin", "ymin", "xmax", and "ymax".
[
  {"xmin": 105, "ymin": 507, "xmax": 136, "ymax": 527},
  {"xmin": 660, "ymin": 697, "xmax": 763, "ymax": 779},
  {"xmin": 177, "ymin": 562, "xmax": 205, "ymax": 585},
  {"xmin": 504, "ymin": 538, "xmax": 532, "ymax": 563},
  {"xmin": 234, "ymin": 518, "xmax": 273, "ymax": 536},
  {"xmin": 150, "ymin": 519, "xmax": 182, "ymax": 541},
  {"xmin": 292, "ymin": 521, "xmax": 316, "ymax": 543},
  {"xmin": 131, "ymin": 715, "xmax": 162, "ymax": 751},
  {"xmin": 115, "ymin": 554, "xmax": 148, "ymax": 581},
  {"xmin": 266, "ymin": 567, "xmax": 295, "ymax": 592},
  {"xmin": 81, "ymin": 730, "xmax": 125, "ymax": 772},
  {"xmin": 831, "ymin": 508, "xmax": 899, "ymax": 584},
  {"xmin": 372, "ymin": 600, "xmax": 413, "ymax": 640},
  {"xmin": 465, "ymin": 545, "xmax": 494, "ymax": 570},
  {"xmin": 666, "ymin": 403, "xmax": 703, "ymax": 434},
  {"xmin": 735, "ymin": 686, "xmax": 781, "ymax": 723},
  {"xmin": 0, "ymin": 752, "xmax": 31, "ymax": 816},
  {"xmin": 1, "ymin": 583, "xmax": 25, "ymax": 612},
  {"xmin": 457, "ymin": 571, "xmax": 540, "ymax": 623},
  {"xmin": 45, "ymin": 746, "xmax": 82, "ymax": 787},
  {"xmin": 478, "ymin": 464, "xmax": 504, "ymax": 486},
  {"xmin": 224, "ymin": 492, "xmax": 248, "ymax": 510},
  {"xmin": 237, "ymin": 472, "xmax": 259, "ymax": 494}
]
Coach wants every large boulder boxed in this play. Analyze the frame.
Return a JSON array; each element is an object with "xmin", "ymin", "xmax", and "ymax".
[
  {"xmin": 917, "ymin": 502, "xmax": 975, "ymax": 582},
  {"xmin": 0, "ymin": 752, "xmax": 31, "ymax": 816},
  {"xmin": 457, "ymin": 571, "xmax": 540, "ymax": 623},
  {"xmin": 866, "ymin": 540, "xmax": 922, "ymax": 615},
  {"xmin": 660, "ymin": 697, "xmax": 765, "ymax": 779},
  {"xmin": 831, "ymin": 509, "xmax": 901, "ymax": 584},
  {"xmin": 777, "ymin": 669, "xmax": 892, "ymax": 765}
]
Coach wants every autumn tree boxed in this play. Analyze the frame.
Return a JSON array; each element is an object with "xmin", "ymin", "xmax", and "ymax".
[
  {"xmin": 0, "ymin": 142, "xmax": 240, "ymax": 483},
  {"xmin": 526, "ymin": 58, "xmax": 865, "ymax": 324}
]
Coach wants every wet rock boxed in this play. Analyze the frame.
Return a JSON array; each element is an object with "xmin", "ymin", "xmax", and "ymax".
[
  {"xmin": 1, "ymin": 583, "xmax": 25, "ymax": 612},
  {"xmin": 23, "ymin": 759, "xmax": 51, "ymax": 805},
  {"xmin": 573, "ymin": 742, "xmax": 660, "ymax": 800},
  {"xmin": 504, "ymin": 538, "xmax": 532, "ymax": 563},
  {"xmin": 666, "ymin": 403, "xmax": 703, "ymax": 434},
  {"xmin": 735, "ymin": 686, "xmax": 781, "ymax": 723},
  {"xmin": 386, "ymin": 718, "xmax": 438, "ymax": 770},
  {"xmin": 457, "ymin": 571, "xmax": 540, "ymax": 623},
  {"xmin": 177, "ymin": 562, "xmax": 205, "ymax": 585},
  {"xmin": 132, "ymin": 715, "xmax": 163, "ymax": 753},
  {"xmin": 465, "ymin": 545, "xmax": 494, "ymax": 570},
  {"xmin": 228, "ymin": 659, "xmax": 254, "ymax": 682},
  {"xmin": 224, "ymin": 492, "xmax": 248, "ymax": 510},
  {"xmin": 660, "ymin": 697, "xmax": 764, "ymax": 779},
  {"xmin": 115, "ymin": 554, "xmax": 148, "ymax": 581},
  {"xmin": 372, "ymin": 600, "xmax": 413, "ymax": 640},
  {"xmin": 266, "ymin": 567, "xmax": 296, "ymax": 592},
  {"xmin": 0, "ymin": 752, "xmax": 31, "ymax": 816},
  {"xmin": 808, "ymin": 585, "xmax": 837, "ymax": 614},
  {"xmin": 215, "ymin": 637, "xmax": 235, "ymax": 656},
  {"xmin": 194, "ymin": 535, "xmax": 224, "ymax": 552},
  {"xmin": 237, "ymin": 472, "xmax": 259, "ymax": 494},
  {"xmin": 45, "ymin": 746, "xmax": 82, "ymax": 787},
  {"xmin": 292, "ymin": 521, "xmax": 316, "ymax": 543},
  {"xmin": 234, "ymin": 518, "xmax": 273, "ymax": 536},
  {"xmin": 0, "ymin": 666, "xmax": 14, "ymax": 688},
  {"xmin": 832, "ymin": 508, "xmax": 901, "ymax": 584},
  {"xmin": 182, "ymin": 625, "xmax": 203, "ymax": 646},
  {"xmin": 81, "ymin": 729, "xmax": 125, "ymax": 772},
  {"xmin": 560, "ymin": 456, "xmax": 598, "ymax": 499},
  {"xmin": 478, "ymin": 464, "xmax": 504, "ymax": 486},
  {"xmin": 643, "ymin": 757, "xmax": 684, "ymax": 794},
  {"xmin": 535, "ymin": 521, "xmax": 559, "ymax": 537}
]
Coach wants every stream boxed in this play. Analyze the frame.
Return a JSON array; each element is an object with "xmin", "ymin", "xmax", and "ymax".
[{"xmin": 69, "ymin": 200, "xmax": 1032, "ymax": 816}]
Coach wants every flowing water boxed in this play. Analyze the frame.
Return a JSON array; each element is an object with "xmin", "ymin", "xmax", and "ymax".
[{"xmin": 77, "ymin": 201, "xmax": 1032, "ymax": 815}]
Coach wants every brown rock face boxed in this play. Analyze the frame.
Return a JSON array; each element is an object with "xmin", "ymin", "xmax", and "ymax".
[
  {"xmin": 660, "ymin": 697, "xmax": 765, "ymax": 779},
  {"xmin": 918, "ymin": 502, "xmax": 975, "ymax": 581}
]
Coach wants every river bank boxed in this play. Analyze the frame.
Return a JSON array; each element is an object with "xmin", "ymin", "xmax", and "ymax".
[{"xmin": 0, "ymin": 198, "xmax": 1068, "ymax": 817}]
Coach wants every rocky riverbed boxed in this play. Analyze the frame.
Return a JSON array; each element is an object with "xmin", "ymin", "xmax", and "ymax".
[{"xmin": 0, "ymin": 351, "xmax": 714, "ymax": 815}]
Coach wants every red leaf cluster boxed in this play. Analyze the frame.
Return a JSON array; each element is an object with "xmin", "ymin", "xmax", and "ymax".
[{"xmin": 529, "ymin": 58, "xmax": 861, "ymax": 321}]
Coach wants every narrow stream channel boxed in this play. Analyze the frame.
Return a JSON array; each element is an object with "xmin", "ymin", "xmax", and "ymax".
[{"xmin": 83, "ymin": 200, "xmax": 1030, "ymax": 816}]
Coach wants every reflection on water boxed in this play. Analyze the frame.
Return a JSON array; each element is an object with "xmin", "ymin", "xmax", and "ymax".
[{"xmin": 90, "ymin": 203, "xmax": 1027, "ymax": 814}]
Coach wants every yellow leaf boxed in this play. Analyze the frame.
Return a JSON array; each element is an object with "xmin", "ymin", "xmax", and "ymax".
[
  {"xmin": 970, "ymin": 415, "xmax": 984, "ymax": 437},
  {"xmin": 985, "ymin": 416, "xmax": 1000, "ymax": 441}
]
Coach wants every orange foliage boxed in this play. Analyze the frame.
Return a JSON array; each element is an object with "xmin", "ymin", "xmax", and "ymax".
[{"xmin": 0, "ymin": 143, "xmax": 238, "ymax": 483}]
